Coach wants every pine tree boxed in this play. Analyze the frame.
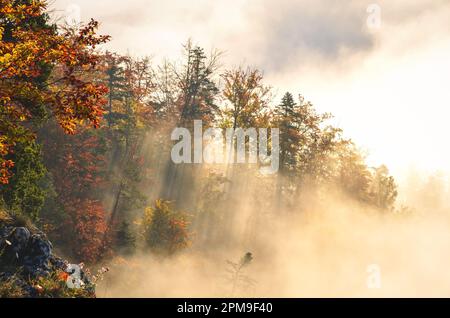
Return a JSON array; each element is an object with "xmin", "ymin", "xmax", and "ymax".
[
  {"xmin": 177, "ymin": 41, "xmax": 220, "ymax": 125},
  {"xmin": 101, "ymin": 54, "xmax": 152, "ymax": 246},
  {"xmin": 104, "ymin": 52, "xmax": 129, "ymax": 128},
  {"xmin": 116, "ymin": 220, "xmax": 136, "ymax": 255},
  {"xmin": 161, "ymin": 41, "xmax": 220, "ymax": 206},
  {"xmin": 275, "ymin": 92, "xmax": 301, "ymax": 175}
]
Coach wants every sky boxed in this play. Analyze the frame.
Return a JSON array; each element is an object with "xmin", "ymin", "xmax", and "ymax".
[{"xmin": 50, "ymin": 0, "xmax": 450, "ymax": 179}]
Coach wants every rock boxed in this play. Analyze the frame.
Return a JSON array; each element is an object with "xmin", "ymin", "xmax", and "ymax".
[
  {"xmin": 0, "ymin": 220, "xmax": 94, "ymax": 297},
  {"xmin": 3, "ymin": 227, "xmax": 30, "ymax": 261},
  {"xmin": 22, "ymin": 234, "xmax": 53, "ymax": 277}
]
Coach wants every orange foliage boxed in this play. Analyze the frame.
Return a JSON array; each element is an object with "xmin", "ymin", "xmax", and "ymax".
[
  {"xmin": 0, "ymin": 136, "xmax": 14, "ymax": 184},
  {"xmin": 66, "ymin": 198, "xmax": 108, "ymax": 263},
  {"xmin": 0, "ymin": 0, "xmax": 110, "ymax": 184},
  {"xmin": 42, "ymin": 124, "xmax": 109, "ymax": 262}
]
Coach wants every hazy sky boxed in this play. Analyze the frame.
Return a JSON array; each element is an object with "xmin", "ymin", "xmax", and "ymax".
[{"xmin": 50, "ymin": 0, "xmax": 450, "ymax": 178}]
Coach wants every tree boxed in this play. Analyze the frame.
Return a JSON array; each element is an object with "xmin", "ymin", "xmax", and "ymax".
[
  {"xmin": 0, "ymin": 0, "xmax": 110, "ymax": 185},
  {"xmin": 160, "ymin": 41, "xmax": 221, "ymax": 205},
  {"xmin": 142, "ymin": 199, "xmax": 190, "ymax": 255},
  {"xmin": 176, "ymin": 40, "xmax": 220, "ymax": 125},
  {"xmin": 152, "ymin": 59, "xmax": 180, "ymax": 123},
  {"xmin": 370, "ymin": 165, "xmax": 398, "ymax": 210},
  {"xmin": 221, "ymin": 67, "xmax": 271, "ymax": 129},
  {"xmin": 0, "ymin": 139, "xmax": 46, "ymax": 220},
  {"xmin": 334, "ymin": 142, "xmax": 373, "ymax": 203},
  {"xmin": 226, "ymin": 252, "xmax": 255, "ymax": 296},
  {"xmin": 100, "ymin": 54, "xmax": 153, "ymax": 243},
  {"xmin": 69, "ymin": 198, "xmax": 108, "ymax": 263},
  {"xmin": 40, "ymin": 123, "xmax": 109, "ymax": 262},
  {"xmin": 272, "ymin": 93, "xmax": 343, "ymax": 208},
  {"xmin": 115, "ymin": 220, "xmax": 136, "ymax": 255},
  {"xmin": 103, "ymin": 52, "xmax": 128, "ymax": 128},
  {"xmin": 274, "ymin": 92, "xmax": 302, "ymax": 175}
]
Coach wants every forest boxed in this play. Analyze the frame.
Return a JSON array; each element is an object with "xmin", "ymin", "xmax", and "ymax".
[{"xmin": 2, "ymin": 0, "xmax": 448, "ymax": 298}]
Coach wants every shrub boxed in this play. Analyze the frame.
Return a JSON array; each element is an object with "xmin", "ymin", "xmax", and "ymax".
[
  {"xmin": 142, "ymin": 200, "xmax": 190, "ymax": 255},
  {"xmin": 0, "ymin": 275, "xmax": 27, "ymax": 298}
]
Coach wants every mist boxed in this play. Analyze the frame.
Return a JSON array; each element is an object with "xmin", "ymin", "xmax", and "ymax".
[
  {"xmin": 96, "ymin": 155, "xmax": 450, "ymax": 298},
  {"xmin": 2, "ymin": 0, "xmax": 450, "ymax": 300}
]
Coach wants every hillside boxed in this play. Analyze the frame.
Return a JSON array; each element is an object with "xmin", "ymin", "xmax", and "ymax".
[{"xmin": 0, "ymin": 210, "xmax": 95, "ymax": 298}]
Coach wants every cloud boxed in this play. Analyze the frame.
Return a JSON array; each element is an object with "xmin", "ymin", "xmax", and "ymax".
[
  {"xmin": 243, "ymin": 0, "xmax": 376, "ymax": 72},
  {"xmin": 49, "ymin": 0, "xmax": 450, "ymax": 176},
  {"xmin": 50, "ymin": 1, "xmax": 377, "ymax": 67}
]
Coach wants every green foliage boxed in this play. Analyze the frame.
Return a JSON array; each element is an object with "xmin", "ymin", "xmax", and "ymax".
[
  {"xmin": 0, "ymin": 140, "xmax": 47, "ymax": 221},
  {"xmin": 275, "ymin": 92, "xmax": 302, "ymax": 174},
  {"xmin": 178, "ymin": 41, "xmax": 220, "ymax": 123},
  {"xmin": 0, "ymin": 272, "xmax": 94, "ymax": 298},
  {"xmin": 32, "ymin": 271, "xmax": 95, "ymax": 298},
  {"xmin": 0, "ymin": 275, "xmax": 27, "ymax": 298},
  {"xmin": 116, "ymin": 220, "xmax": 136, "ymax": 255},
  {"xmin": 142, "ymin": 199, "xmax": 190, "ymax": 254}
]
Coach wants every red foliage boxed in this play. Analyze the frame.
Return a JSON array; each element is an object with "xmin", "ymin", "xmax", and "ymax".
[
  {"xmin": 0, "ymin": 138, "xmax": 14, "ymax": 184},
  {"xmin": 65, "ymin": 199, "xmax": 108, "ymax": 263},
  {"xmin": 42, "ymin": 124, "xmax": 110, "ymax": 262},
  {"xmin": 0, "ymin": 0, "xmax": 110, "ymax": 184}
]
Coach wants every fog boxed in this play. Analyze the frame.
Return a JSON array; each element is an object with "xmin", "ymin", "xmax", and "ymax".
[
  {"xmin": 97, "ymin": 169, "xmax": 450, "ymax": 298},
  {"xmin": 44, "ymin": 0, "xmax": 450, "ymax": 297},
  {"xmin": 50, "ymin": 0, "xmax": 450, "ymax": 184}
]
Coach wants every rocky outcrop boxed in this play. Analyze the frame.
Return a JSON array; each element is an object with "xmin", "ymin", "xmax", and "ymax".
[{"xmin": 0, "ymin": 212, "xmax": 94, "ymax": 298}]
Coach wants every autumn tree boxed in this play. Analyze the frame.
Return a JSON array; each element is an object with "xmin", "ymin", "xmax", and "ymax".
[
  {"xmin": 0, "ymin": 0, "xmax": 110, "ymax": 187},
  {"xmin": 334, "ymin": 142, "xmax": 373, "ymax": 203},
  {"xmin": 100, "ymin": 54, "xmax": 153, "ymax": 242},
  {"xmin": 221, "ymin": 67, "xmax": 271, "ymax": 129},
  {"xmin": 161, "ymin": 41, "xmax": 221, "ymax": 206},
  {"xmin": 370, "ymin": 165, "xmax": 398, "ymax": 211},
  {"xmin": 142, "ymin": 199, "xmax": 190, "ymax": 255},
  {"xmin": 40, "ymin": 123, "xmax": 109, "ymax": 262},
  {"xmin": 152, "ymin": 59, "xmax": 180, "ymax": 123}
]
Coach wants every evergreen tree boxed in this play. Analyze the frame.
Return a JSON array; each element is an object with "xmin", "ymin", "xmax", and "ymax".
[
  {"xmin": 103, "ymin": 52, "xmax": 129, "ymax": 128},
  {"xmin": 275, "ymin": 92, "xmax": 301, "ymax": 175},
  {"xmin": 116, "ymin": 220, "xmax": 136, "ymax": 255},
  {"xmin": 0, "ymin": 140, "xmax": 47, "ymax": 221},
  {"xmin": 177, "ymin": 41, "xmax": 220, "ymax": 124}
]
